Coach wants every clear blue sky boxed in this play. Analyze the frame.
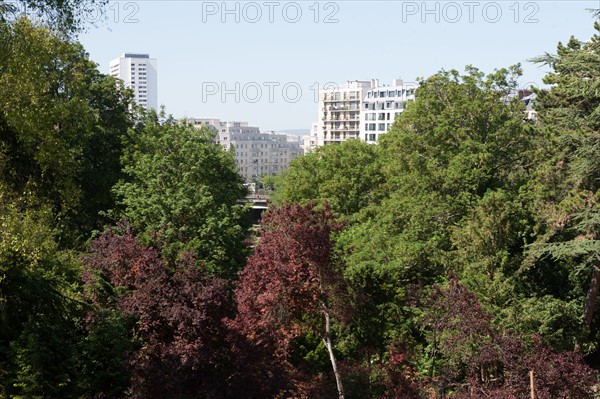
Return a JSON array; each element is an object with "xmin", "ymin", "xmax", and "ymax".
[{"xmin": 79, "ymin": 0, "xmax": 600, "ymax": 131}]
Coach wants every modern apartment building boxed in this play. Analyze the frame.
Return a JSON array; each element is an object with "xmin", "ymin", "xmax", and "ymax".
[
  {"xmin": 360, "ymin": 79, "xmax": 416, "ymax": 144},
  {"xmin": 109, "ymin": 53, "xmax": 157, "ymax": 111},
  {"xmin": 315, "ymin": 79, "xmax": 416, "ymax": 147},
  {"xmin": 316, "ymin": 80, "xmax": 372, "ymax": 146},
  {"xmin": 187, "ymin": 118, "xmax": 302, "ymax": 182}
]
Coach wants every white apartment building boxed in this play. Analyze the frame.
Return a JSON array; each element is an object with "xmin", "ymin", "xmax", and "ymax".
[
  {"xmin": 523, "ymin": 92, "xmax": 537, "ymax": 121},
  {"xmin": 360, "ymin": 79, "xmax": 416, "ymax": 143},
  {"xmin": 187, "ymin": 118, "xmax": 302, "ymax": 182},
  {"xmin": 303, "ymin": 122, "xmax": 319, "ymax": 154},
  {"xmin": 187, "ymin": 118, "xmax": 230, "ymax": 136},
  {"xmin": 317, "ymin": 80, "xmax": 372, "ymax": 146},
  {"xmin": 109, "ymin": 53, "xmax": 157, "ymax": 111}
]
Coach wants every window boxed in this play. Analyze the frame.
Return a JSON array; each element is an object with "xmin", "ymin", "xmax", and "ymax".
[{"xmin": 378, "ymin": 123, "xmax": 385, "ymax": 131}]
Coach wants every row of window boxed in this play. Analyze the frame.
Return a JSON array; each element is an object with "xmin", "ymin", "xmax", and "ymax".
[
  {"xmin": 234, "ymin": 156, "xmax": 298, "ymax": 164},
  {"xmin": 364, "ymin": 112, "xmax": 403, "ymax": 121},
  {"xmin": 234, "ymin": 150, "xmax": 292, "ymax": 155},
  {"xmin": 364, "ymin": 102, "xmax": 406, "ymax": 110},
  {"xmin": 323, "ymin": 90, "xmax": 414, "ymax": 102},
  {"xmin": 364, "ymin": 123, "xmax": 391, "ymax": 131},
  {"xmin": 233, "ymin": 143, "xmax": 296, "ymax": 149},
  {"xmin": 328, "ymin": 104, "xmax": 360, "ymax": 111},
  {"xmin": 325, "ymin": 132, "xmax": 356, "ymax": 140},
  {"xmin": 323, "ymin": 92, "xmax": 362, "ymax": 101},
  {"xmin": 327, "ymin": 123, "xmax": 359, "ymax": 129},
  {"xmin": 235, "ymin": 156, "xmax": 283, "ymax": 162},
  {"xmin": 241, "ymin": 165, "xmax": 283, "ymax": 170},
  {"xmin": 365, "ymin": 113, "xmax": 389, "ymax": 121},
  {"xmin": 367, "ymin": 89, "xmax": 414, "ymax": 99}
]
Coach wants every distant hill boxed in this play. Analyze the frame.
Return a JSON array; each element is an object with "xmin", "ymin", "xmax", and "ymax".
[{"xmin": 278, "ymin": 129, "xmax": 310, "ymax": 136}]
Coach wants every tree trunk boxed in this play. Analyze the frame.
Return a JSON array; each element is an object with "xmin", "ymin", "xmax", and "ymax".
[
  {"xmin": 322, "ymin": 300, "xmax": 344, "ymax": 399},
  {"xmin": 584, "ymin": 264, "xmax": 600, "ymax": 329}
]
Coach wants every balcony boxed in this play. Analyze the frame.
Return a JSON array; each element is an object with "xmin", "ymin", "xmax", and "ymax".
[{"xmin": 323, "ymin": 115, "xmax": 360, "ymax": 122}]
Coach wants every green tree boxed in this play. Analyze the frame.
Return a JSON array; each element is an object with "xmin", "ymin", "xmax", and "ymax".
[
  {"xmin": 0, "ymin": 18, "xmax": 133, "ymax": 245},
  {"xmin": 273, "ymin": 139, "xmax": 385, "ymax": 219},
  {"xmin": 526, "ymin": 17, "xmax": 600, "ymax": 347},
  {"xmin": 113, "ymin": 113, "xmax": 249, "ymax": 279},
  {"xmin": 343, "ymin": 64, "xmax": 531, "ymax": 294},
  {"xmin": 335, "ymin": 66, "xmax": 534, "ymax": 390},
  {"xmin": 0, "ymin": 0, "xmax": 108, "ymax": 33},
  {"xmin": 0, "ymin": 197, "xmax": 82, "ymax": 398},
  {"xmin": 446, "ymin": 189, "xmax": 588, "ymax": 351},
  {"xmin": 0, "ymin": 16, "xmax": 133, "ymax": 398}
]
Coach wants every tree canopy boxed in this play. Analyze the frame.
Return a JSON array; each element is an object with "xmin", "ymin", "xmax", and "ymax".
[
  {"xmin": 1, "ymin": 6, "xmax": 599, "ymax": 399},
  {"xmin": 112, "ymin": 114, "xmax": 249, "ymax": 278}
]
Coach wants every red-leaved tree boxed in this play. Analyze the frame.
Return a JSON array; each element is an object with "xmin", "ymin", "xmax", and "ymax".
[
  {"xmin": 230, "ymin": 202, "xmax": 347, "ymax": 398},
  {"xmin": 424, "ymin": 279, "xmax": 596, "ymax": 398},
  {"xmin": 83, "ymin": 222, "xmax": 233, "ymax": 399}
]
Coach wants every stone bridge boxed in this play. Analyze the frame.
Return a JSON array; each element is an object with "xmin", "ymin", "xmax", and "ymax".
[{"xmin": 243, "ymin": 194, "xmax": 269, "ymax": 225}]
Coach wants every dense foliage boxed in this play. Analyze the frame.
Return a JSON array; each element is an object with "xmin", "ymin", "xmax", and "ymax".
[
  {"xmin": 1, "ymin": 7, "xmax": 600, "ymax": 399},
  {"xmin": 112, "ymin": 113, "xmax": 249, "ymax": 279},
  {"xmin": 231, "ymin": 202, "xmax": 347, "ymax": 397},
  {"xmin": 83, "ymin": 223, "xmax": 233, "ymax": 398},
  {"xmin": 274, "ymin": 140, "xmax": 385, "ymax": 218}
]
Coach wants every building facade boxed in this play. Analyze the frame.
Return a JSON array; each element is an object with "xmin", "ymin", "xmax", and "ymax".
[
  {"xmin": 314, "ymin": 78, "xmax": 416, "ymax": 147},
  {"xmin": 109, "ymin": 53, "xmax": 157, "ymax": 111},
  {"xmin": 316, "ymin": 80, "xmax": 372, "ymax": 146},
  {"xmin": 188, "ymin": 118, "xmax": 302, "ymax": 182},
  {"xmin": 360, "ymin": 79, "xmax": 416, "ymax": 144},
  {"xmin": 303, "ymin": 122, "xmax": 319, "ymax": 154}
]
